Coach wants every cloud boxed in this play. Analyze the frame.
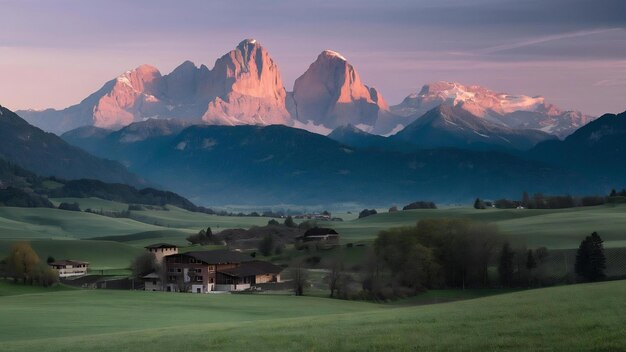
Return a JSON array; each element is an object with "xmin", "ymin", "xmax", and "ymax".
[{"xmin": 476, "ymin": 28, "xmax": 624, "ymax": 55}]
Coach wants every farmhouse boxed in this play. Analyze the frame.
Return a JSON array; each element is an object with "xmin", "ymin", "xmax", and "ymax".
[
  {"xmin": 299, "ymin": 228, "xmax": 340, "ymax": 244},
  {"xmin": 48, "ymin": 259, "xmax": 89, "ymax": 277},
  {"xmin": 143, "ymin": 247, "xmax": 282, "ymax": 293}
]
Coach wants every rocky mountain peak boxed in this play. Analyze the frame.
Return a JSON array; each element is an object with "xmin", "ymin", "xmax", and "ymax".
[{"xmin": 290, "ymin": 49, "xmax": 391, "ymax": 132}]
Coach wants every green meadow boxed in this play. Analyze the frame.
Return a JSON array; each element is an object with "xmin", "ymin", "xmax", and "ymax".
[
  {"xmin": 2, "ymin": 200, "xmax": 626, "ymax": 271},
  {"xmin": 0, "ymin": 279, "xmax": 624, "ymax": 351}
]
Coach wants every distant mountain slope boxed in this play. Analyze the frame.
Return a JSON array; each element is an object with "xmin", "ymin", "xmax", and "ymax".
[
  {"xmin": 392, "ymin": 81, "xmax": 593, "ymax": 138},
  {"xmin": 63, "ymin": 121, "xmax": 584, "ymax": 205},
  {"xmin": 391, "ymin": 105, "xmax": 555, "ymax": 151},
  {"xmin": 328, "ymin": 125, "xmax": 413, "ymax": 152},
  {"xmin": 0, "ymin": 105, "xmax": 141, "ymax": 185},
  {"xmin": 0, "ymin": 157, "xmax": 203, "ymax": 211},
  {"xmin": 529, "ymin": 110, "xmax": 626, "ymax": 181}
]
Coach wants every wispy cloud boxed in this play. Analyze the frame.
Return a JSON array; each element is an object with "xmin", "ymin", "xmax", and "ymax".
[{"xmin": 476, "ymin": 28, "xmax": 623, "ymax": 54}]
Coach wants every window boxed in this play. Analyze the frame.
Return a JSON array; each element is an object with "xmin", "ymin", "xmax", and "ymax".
[{"xmin": 195, "ymin": 276, "xmax": 203, "ymax": 282}]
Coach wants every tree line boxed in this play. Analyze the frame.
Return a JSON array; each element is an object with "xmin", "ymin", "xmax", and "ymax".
[
  {"xmin": 0, "ymin": 242, "xmax": 59, "ymax": 287},
  {"xmin": 310, "ymin": 219, "xmax": 607, "ymax": 301},
  {"xmin": 475, "ymin": 190, "xmax": 622, "ymax": 210}
]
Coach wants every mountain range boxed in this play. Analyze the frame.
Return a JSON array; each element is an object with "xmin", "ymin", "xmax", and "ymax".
[
  {"xmin": 2, "ymin": 102, "xmax": 625, "ymax": 206},
  {"xmin": 60, "ymin": 117, "xmax": 594, "ymax": 206},
  {"xmin": 330, "ymin": 105, "xmax": 556, "ymax": 152},
  {"xmin": 391, "ymin": 81, "xmax": 593, "ymax": 138},
  {"xmin": 18, "ymin": 39, "xmax": 592, "ymax": 140}
]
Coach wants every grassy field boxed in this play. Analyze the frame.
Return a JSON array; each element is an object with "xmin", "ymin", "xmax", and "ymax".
[
  {"xmin": 128, "ymin": 205, "xmax": 271, "ymax": 228},
  {"xmin": 49, "ymin": 197, "xmax": 131, "ymax": 212},
  {"xmin": 0, "ymin": 239, "xmax": 143, "ymax": 270},
  {"xmin": 0, "ymin": 280, "xmax": 624, "ymax": 351},
  {"xmin": 0, "ymin": 207, "xmax": 166, "ymax": 240},
  {"xmin": 0, "ymin": 281, "xmax": 74, "ymax": 297},
  {"xmin": 331, "ymin": 204, "xmax": 626, "ymax": 248},
  {"xmin": 2, "ymin": 201, "xmax": 626, "ymax": 273}
]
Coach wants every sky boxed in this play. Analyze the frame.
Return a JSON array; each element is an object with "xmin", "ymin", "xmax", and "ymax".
[{"xmin": 1, "ymin": 0, "xmax": 625, "ymax": 116}]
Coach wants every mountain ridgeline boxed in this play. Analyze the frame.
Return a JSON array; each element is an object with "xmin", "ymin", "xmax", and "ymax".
[
  {"xmin": 61, "ymin": 118, "xmax": 596, "ymax": 206},
  {"xmin": 0, "ymin": 105, "xmax": 141, "ymax": 185},
  {"xmin": 0, "ymin": 157, "xmax": 203, "ymax": 211},
  {"xmin": 19, "ymin": 39, "xmax": 592, "ymax": 139}
]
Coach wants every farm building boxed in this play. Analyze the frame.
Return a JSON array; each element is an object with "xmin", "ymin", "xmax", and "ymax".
[
  {"xmin": 142, "ymin": 272, "xmax": 162, "ymax": 291},
  {"xmin": 48, "ymin": 260, "xmax": 89, "ymax": 277},
  {"xmin": 142, "ymin": 247, "xmax": 282, "ymax": 293},
  {"xmin": 145, "ymin": 243, "xmax": 178, "ymax": 263},
  {"xmin": 299, "ymin": 228, "xmax": 340, "ymax": 244}
]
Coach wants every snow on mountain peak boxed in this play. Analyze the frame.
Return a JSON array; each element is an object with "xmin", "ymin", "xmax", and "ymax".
[
  {"xmin": 392, "ymin": 81, "xmax": 593, "ymax": 138},
  {"xmin": 321, "ymin": 50, "xmax": 347, "ymax": 61}
]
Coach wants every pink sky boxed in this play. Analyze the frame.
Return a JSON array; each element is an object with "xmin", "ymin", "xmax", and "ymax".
[{"xmin": 1, "ymin": 0, "xmax": 625, "ymax": 116}]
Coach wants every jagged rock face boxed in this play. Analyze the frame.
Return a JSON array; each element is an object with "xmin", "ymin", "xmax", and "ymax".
[
  {"xmin": 392, "ymin": 81, "xmax": 593, "ymax": 138},
  {"xmin": 201, "ymin": 39, "xmax": 291, "ymax": 126},
  {"xmin": 291, "ymin": 50, "xmax": 392, "ymax": 132},
  {"xmin": 93, "ymin": 64, "xmax": 167, "ymax": 129},
  {"xmin": 19, "ymin": 39, "xmax": 291, "ymax": 134}
]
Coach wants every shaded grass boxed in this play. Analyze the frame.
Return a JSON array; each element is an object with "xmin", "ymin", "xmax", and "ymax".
[
  {"xmin": 0, "ymin": 280, "xmax": 74, "ymax": 297},
  {"xmin": 1, "ymin": 280, "xmax": 624, "ymax": 351}
]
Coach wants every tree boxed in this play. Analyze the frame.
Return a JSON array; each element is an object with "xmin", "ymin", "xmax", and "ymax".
[
  {"xmin": 288, "ymin": 262, "xmax": 309, "ymax": 296},
  {"xmin": 46, "ymin": 256, "xmax": 55, "ymax": 264},
  {"xmin": 58, "ymin": 202, "xmax": 81, "ymax": 211},
  {"xmin": 34, "ymin": 265, "xmax": 59, "ymax": 287},
  {"xmin": 267, "ymin": 219, "xmax": 280, "ymax": 226},
  {"xmin": 358, "ymin": 209, "xmax": 377, "ymax": 219},
  {"xmin": 473, "ymin": 198, "xmax": 486, "ymax": 209},
  {"xmin": 186, "ymin": 227, "xmax": 216, "ymax": 245},
  {"xmin": 610, "ymin": 189, "xmax": 617, "ymax": 197},
  {"xmin": 284, "ymin": 216, "xmax": 296, "ymax": 228},
  {"xmin": 388, "ymin": 206, "xmax": 398, "ymax": 212},
  {"xmin": 258, "ymin": 234, "xmax": 275, "ymax": 257},
  {"xmin": 526, "ymin": 249, "xmax": 537, "ymax": 286},
  {"xmin": 6, "ymin": 242, "xmax": 40, "ymax": 284},
  {"xmin": 130, "ymin": 252, "xmax": 159, "ymax": 280},
  {"xmin": 522, "ymin": 191, "xmax": 530, "ymax": 207},
  {"xmin": 575, "ymin": 232, "xmax": 606, "ymax": 282},
  {"xmin": 326, "ymin": 256, "xmax": 344, "ymax": 298},
  {"xmin": 498, "ymin": 242, "xmax": 515, "ymax": 287}
]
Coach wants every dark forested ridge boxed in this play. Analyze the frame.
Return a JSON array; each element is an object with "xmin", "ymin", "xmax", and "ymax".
[{"xmin": 0, "ymin": 105, "xmax": 141, "ymax": 185}]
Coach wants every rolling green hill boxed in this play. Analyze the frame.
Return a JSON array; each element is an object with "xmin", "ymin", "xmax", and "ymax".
[
  {"xmin": 332, "ymin": 205, "xmax": 626, "ymax": 248},
  {"xmin": 0, "ymin": 280, "xmax": 624, "ymax": 351},
  {"xmin": 0, "ymin": 239, "xmax": 143, "ymax": 270}
]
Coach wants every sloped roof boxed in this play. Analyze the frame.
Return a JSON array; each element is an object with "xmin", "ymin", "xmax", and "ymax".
[
  {"xmin": 142, "ymin": 272, "xmax": 160, "ymax": 279},
  {"xmin": 145, "ymin": 243, "xmax": 178, "ymax": 249},
  {"xmin": 48, "ymin": 259, "xmax": 89, "ymax": 266},
  {"xmin": 304, "ymin": 228, "xmax": 339, "ymax": 237},
  {"xmin": 176, "ymin": 250, "xmax": 253, "ymax": 265},
  {"xmin": 218, "ymin": 260, "xmax": 283, "ymax": 277}
]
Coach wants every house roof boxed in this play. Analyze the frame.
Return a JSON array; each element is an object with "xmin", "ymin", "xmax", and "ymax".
[
  {"xmin": 218, "ymin": 260, "xmax": 283, "ymax": 277},
  {"xmin": 142, "ymin": 272, "xmax": 161, "ymax": 279},
  {"xmin": 173, "ymin": 250, "xmax": 253, "ymax": 265},
  {"xmin": 304, "ymin": 228, "xmax": 339, "ymax": 237},
  {"xmin": 48, "ymin": 259, "xmax": 89, "ymax": 266},
  {"xmin": 145, "ymin": 243, "xmax": 178, "ymax": 249}
]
